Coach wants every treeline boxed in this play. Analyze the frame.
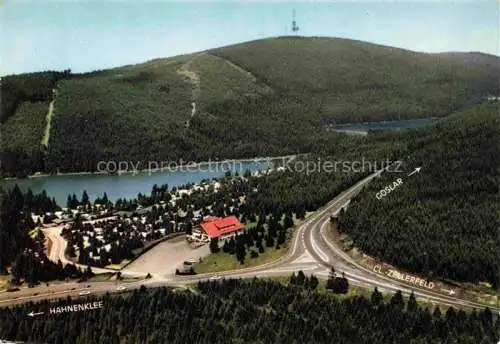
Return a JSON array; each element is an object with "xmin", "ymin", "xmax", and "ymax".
[
  {"xmin": 338, "ymin": 103, "xmax": 500, "ymax": 286},
  {"xmin": 0, "ymin": 185, "xmax": 58, "ymax": 273},
  {"xmin": 10, "ymin": 230, "xmax": 86, "ymax": 287},
  {"xmin": 2, "ymin": 38, "xmax": 499, "ymax": 176},
  {"xmin": 1, "ymin": 70, "xmax": 70, "ymax": 124},
  {"xmin": 1, "ymin": 279, "xmax": 498, "ymax": 343},
  {"xmin": 0, "ymin": 70, "xmax": 71, "ymax": 177},
  {"xmin": 0, "ymin": 185, "xmax": 73, "ymax": 285},
  {"xmin": 0, "ymin": 146, "xmax": 46, "ymax": 178}
]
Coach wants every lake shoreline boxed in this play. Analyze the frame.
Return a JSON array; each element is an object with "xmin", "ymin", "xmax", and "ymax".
[
  {"xmin": 331, "ymin": 129, "xmax": 368, "ymax": 136},
  {"xmin": 331, "ymin": 117, "xmax": 439, "ymax": 134},
  {"xmin": 334, "ymin": 116, "xmax": 439, "ymax": 127},
  {"xmin": 3, "ymin": 154, "xmax": 299, "ymax": 181}
]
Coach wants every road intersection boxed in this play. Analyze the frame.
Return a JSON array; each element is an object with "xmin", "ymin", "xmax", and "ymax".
[{"xmin": 1, "ymin": 170, "xmax": 498, "ymax": 314}]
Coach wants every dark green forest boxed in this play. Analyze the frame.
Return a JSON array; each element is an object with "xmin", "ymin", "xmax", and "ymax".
[
  {"xmin": 2, "ymin": 102, "xmax": 498, "ymax": 288},
  {"xmin": 212, "ymin": 37, "xmax": 499, "ymax": 123},
  {"xmin": 1, "ymin": 37, "xmax": 499, "ymax": 176},
  {"xmin": 338, "ymin": 103, "xmax": 499, "ymax": 286},
  {"xmin": 0, "ymin": 71, "xmax": 70, "ymax": 177},
  {"xmin": 1, "ymin": 279, "xmax": 498, "ymax": 343},
  {"xmin": 0, "ymin": 70, "xmax": 70, "ymax": 124},
  {"xmin": 0, "ymin": 185, "xmax": 86, "ymax": 284},
  {"xmin": 0, "ymin": 186, "xmax": 56, "ymax": 272}
]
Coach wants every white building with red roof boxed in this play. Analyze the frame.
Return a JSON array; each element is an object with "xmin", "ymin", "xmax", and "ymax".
[{"xmin": 200, "ymin": 215, "xmax": 244, "ymax": 242}]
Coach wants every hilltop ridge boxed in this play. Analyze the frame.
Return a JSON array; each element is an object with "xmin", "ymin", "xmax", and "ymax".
[{"xmin": 1, "ymin": 36, "xmax": 499, "ymax": 176}]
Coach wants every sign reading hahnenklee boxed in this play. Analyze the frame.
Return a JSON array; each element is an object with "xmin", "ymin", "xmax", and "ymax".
[{"xmin": 49, "ymin": 301, "xmax": 104, "ymax": 315}]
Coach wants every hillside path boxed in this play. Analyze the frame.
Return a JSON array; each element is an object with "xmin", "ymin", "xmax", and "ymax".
[
  {"xmin": 41, "ymin": 95, "xmax": 55, "ymax": 146},
  {"xmin": 177, "ymin": 54, "xmax": 203, "ymax": 128}
]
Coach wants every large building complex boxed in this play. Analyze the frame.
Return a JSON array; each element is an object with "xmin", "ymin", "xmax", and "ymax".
[{"xmin": 186, "ymin": 216, "xmax": 244, "ymax": 245}]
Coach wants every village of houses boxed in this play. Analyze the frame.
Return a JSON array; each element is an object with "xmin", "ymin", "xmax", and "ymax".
[{"xmin": 34, "ymin": 178, "xmax": 249, "ymax": 276}]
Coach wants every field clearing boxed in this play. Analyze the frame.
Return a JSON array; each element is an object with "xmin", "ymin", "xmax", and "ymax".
[
  {"xmin": 194, "ymin": 246, "xmax": 285, "ymax": 274},
  {"xmin": 87, "ymin": 273, "xmax": 115, "ymax": 282},
  {"xmin": 0, "ymin": 275, "xmax": 10, "ymax": 291},
  {"xmin": 104, "ymin": 260, "xmax": 130, "ymax": 270}
]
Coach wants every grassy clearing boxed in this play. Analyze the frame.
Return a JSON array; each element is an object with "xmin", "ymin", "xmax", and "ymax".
[
  {"xmin": 0, "ymin": 275, "xmax": 11, "ymax": 291},
  {"xmin": 86, "ymin": 272, "xmax": 141, "ymax": 283},
  {"xmin": 194, "ymin": 245, "xmax": 285, "ymax": 274},
  {"xmin": 87, "ymin": 273, "xmax": 115, "ymax": 282},
  {"xmin": 104, "ymin": 260, "xmax": 130, "ymax": 270}
]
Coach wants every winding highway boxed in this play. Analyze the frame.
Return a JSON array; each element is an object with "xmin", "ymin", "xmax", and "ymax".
[{"xmin": 1, "ymin": 171, "xmax": 498, "ymax": 314}]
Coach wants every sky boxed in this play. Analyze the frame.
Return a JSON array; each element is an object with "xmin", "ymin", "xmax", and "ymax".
[{"xmin": 1, "ymin": 1, "xmax": 499, "ymax": 75}]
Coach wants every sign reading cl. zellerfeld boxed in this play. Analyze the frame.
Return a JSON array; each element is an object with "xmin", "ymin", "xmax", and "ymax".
[
  {"xmin": 373, "ymin": 264, "xmax": 458, "ymax": 296},
  {"xmin": 373, "ymin": 264, "xmax": 435, "ymax": 290}
]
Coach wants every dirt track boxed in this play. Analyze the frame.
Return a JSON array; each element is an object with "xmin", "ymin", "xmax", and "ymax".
[{"xmin": 41, "ymin": 225, "xmax": 71, "ymax": 265}]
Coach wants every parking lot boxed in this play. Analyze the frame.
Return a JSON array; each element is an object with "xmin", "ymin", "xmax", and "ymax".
[{"xmin": 123, "ymin": 238, "xmax": 210, "ymax": 276}]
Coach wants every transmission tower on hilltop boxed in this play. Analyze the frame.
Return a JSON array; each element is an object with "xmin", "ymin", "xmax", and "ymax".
[{"xmin": 292, "ymin": 9, "xmax": 299, "ymax": 35}]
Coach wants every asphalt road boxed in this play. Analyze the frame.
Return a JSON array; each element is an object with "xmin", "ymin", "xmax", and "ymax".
[{"xmin": 1, "ymin": 170, "xmax": 498, "ymax": 315}]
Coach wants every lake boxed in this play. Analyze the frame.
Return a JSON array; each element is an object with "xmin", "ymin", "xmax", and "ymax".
[
  {"xmin": 0, "ymin": 159, "xmax": 276, "ymax": 206},
  {"xmin": 333, "ymin": 118, "xmax": 438, "ymax": 134}
]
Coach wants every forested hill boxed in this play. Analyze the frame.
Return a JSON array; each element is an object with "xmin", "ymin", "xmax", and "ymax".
[
  {"xmin": 1, "ymin": 36, "xmax": 499, "ymax": 176},
  {"xmin": 338, "ymin": 103, "xmax": 499, "ymax": 287}
]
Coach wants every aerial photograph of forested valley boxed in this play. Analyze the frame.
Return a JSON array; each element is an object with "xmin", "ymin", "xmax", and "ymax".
[{"xmin": 0, "ymin": 1, "xmax": 499, "ymax": 343}]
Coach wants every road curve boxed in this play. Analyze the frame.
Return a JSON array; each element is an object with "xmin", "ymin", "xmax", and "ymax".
[{"xmin": 1, "ymin": 170, "xmax": 498, "ymax": 314}]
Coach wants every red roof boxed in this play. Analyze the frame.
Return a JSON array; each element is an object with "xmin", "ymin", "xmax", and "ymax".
[{"xmin": 200, "ymin": 216, "xmax": 244, "ymax": 238}]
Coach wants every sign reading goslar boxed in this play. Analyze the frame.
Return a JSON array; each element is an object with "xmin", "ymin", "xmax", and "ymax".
[
  {"xmin": 49, "ymin": 301, "xmax": 104, "ymax": 315},
  {"xmin": 373, "ymin": 264, "xmax": 435, "ymax": 290}
]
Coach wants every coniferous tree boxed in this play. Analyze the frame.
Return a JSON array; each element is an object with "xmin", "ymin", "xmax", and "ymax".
[
  {"xmin": 296, "ymin": 270, "xmax": 306, "ymax": 286},
  {"xmin": 390, "ymin": 290, "xmax": 405, "ymax": 310},
  {"xmin": 235, "ymin": 237, "xmax": 246, "ymax": 264},
  {"xmin": 407, "ymin": 291, "xmax": 418, "ymax": 312},
  {"xmin": 209, "ymin": 238, "xmax": 220, "ymax": 253},
  {"xmin": 3, "ymin": 279, "xmax": 494, "ymax": 343},
  {"xmin": 82, "ymin": 190, "xmax": 89, "ymax": 208},
  {"xmin": 326, "ymin": 267, "xmax": 336, "ymax": 290},
  {"xmin": 371, "ymin": 287, "xmax": 383, "ymax": 306}
]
